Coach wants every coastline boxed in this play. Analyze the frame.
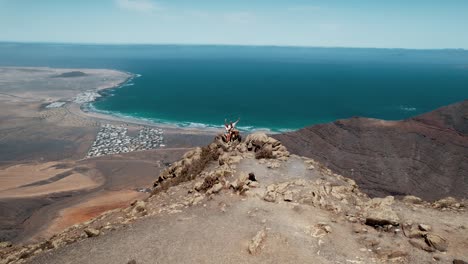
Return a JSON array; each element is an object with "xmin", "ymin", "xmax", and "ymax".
[
  {"xmin": 72, "ymin": 71, "xmax": 222, "ymax": 135},
  {"xmin": 0, "ymin": 66, "xmax": 215, "ymax": 244},
  {"xmin": 77, "ymin": 70, "xmax": 278, "ymax": 134}
]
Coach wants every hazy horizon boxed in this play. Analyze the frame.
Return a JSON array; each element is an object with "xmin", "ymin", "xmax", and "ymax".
[
  {"xmin": 1, "ymin": 41, "xmax": 467, "ymax": 51},
  {"xmin": 1, "ymin": 0, "xmax": 468, "ymax": 49}
]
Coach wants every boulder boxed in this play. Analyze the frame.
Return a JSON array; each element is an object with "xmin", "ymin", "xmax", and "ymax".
[
  {"xmin": 425, "ymin": 234, "xmax": 448, "ymax": 252},
  {"xmin": 245, "ymin": 133, "xmax": 270, "ymax": 146},
  {"xmin": 402, "ymin": 195, "xmax": 423, "ymax": 204},
  {"xmin": 453, "ymin": 259, "xmax": 468, "ymax": 264},
  {"xmin": 365, "ymin": 208, "xmax": 400, "ymax": 227},
  {"xmin": 84, "ymin": 228, "xmax": 100, "ymax": 238},
  {"xmin": 364, "ymin": 196, "xmax": 399, "ymax": 226}
]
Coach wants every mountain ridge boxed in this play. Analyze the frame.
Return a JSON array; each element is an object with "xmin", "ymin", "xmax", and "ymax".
[{"xmin": 273, "ymin": 100, "xmax": 468, "ymax": 201}]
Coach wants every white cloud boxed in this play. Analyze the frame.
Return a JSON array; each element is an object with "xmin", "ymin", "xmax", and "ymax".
[{"xmin": 116, "ymin": 0, "xmax": 159, "ymax": 13}]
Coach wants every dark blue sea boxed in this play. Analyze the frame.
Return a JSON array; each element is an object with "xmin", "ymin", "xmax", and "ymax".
[{"xmin": 1, "ymin": 43, "xmax": 467, "ymax": 131}]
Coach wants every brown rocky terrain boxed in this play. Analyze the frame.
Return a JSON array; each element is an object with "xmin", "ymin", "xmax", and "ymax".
[
  {"xmin": 1, "ymin": 133, "xmax": 466, "ymax": 264},
  {"xmin": 1, "ymin": 68, "xmax": 466, "ymax": 263},
  {"xmin": 274, "ymin": 100, "xmax": 468, "ymax": 201}
]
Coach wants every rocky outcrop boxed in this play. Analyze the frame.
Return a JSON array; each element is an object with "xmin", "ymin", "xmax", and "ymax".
[
  {"xmin": 152, "ymin": 133, "xmax": 290, "ymax": 193},
  {"xmin": 273, "ymin": 100, "xmax": 468, "ymax": 201}
]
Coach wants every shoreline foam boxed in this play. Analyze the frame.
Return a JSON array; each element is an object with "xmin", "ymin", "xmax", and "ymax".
[{"xmin": 80, "ymin": 72, "xmax": 280, "ymax": 134}]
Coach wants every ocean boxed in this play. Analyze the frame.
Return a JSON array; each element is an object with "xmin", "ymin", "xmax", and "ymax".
[{"xmin": 1, "ymin": 43, "xmax": 468, "ymax": 132}]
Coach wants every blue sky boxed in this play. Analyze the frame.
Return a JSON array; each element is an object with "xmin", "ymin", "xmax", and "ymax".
[{"xmin": 0, "ymin": 0, "xmax": 467, "ymax": 49}]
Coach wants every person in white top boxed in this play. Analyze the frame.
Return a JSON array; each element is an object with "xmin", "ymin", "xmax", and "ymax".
[{"xmin": 224, "ymin": 118, "xmax": 240, "ymax": 142}]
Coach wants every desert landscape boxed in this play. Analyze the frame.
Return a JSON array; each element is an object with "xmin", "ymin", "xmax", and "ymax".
[
  {"xmin": 0, "ymin": 67, "xmax": 467, "ymax": 264},
  {"xmin": 0, "ymin": 67, "xmax": 214, "ymax": 244}
]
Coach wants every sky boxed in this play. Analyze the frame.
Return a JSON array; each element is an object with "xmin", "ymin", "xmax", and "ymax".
[{"xmin": 0, "ymin": 0, "xmax": 467, "ymax": 49}]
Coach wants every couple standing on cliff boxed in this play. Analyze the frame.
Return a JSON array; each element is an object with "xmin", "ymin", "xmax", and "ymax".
[{"xmin": 224, "ymin": 118, "xmax": 240, "ymax": 142}]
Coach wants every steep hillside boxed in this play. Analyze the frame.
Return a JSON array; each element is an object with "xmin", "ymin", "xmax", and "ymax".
[{"xmin": 274, "ymin": 101, "xmax": 468, "ymax": 201}]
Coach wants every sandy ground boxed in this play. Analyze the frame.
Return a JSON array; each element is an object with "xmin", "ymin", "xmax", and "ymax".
[
  {"xmin": 0, "ymin": 67, "xmax": 215, "ymax": 243},
  {"xmin": 24, "ymin": 154, "xmax": 468, "ymax": 264}
]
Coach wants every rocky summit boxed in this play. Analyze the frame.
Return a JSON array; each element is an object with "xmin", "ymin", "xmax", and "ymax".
[
  {"xmin": 1, "ymin": 133, "xmax": 467, "ymax": 264},
  {"xmin": 274, "ymin": 100, "xmax": 468, "ymax": 201}
]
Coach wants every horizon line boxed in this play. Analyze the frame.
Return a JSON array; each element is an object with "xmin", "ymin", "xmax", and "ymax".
[{"xmin": 0, "ymin": 40, "xmax": 466, "ymax": 52}]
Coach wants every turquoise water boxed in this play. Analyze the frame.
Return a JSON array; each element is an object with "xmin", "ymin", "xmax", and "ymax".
[{"xmin": 1, "ymin": 43, "xmax": 468, "ymax": 131}]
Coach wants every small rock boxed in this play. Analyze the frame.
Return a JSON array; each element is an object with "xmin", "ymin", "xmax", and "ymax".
[
  {"xmin": 194, "ymin": 181, "xmax": 203, "ymax": 191},
  {"xmin": 240, "ymin": 185, "xmax": 250, "ymax": 195},
  {"xmin": 418, "ymin": 224, "xmax": 432, "ymax": 232},
  {"xmin": 84, "ymin": 228, "xmax": 100, "ymax": 238},
  {"xmin": 127, "ymin": 260, "xmax": 137, "ymax": 264},
  {"xmin": 453, "ymin": 259, "xmax": 468, "ymax": 264},
  {"xmin": 230, "ymin": 180, "xmax": 239, "ymax": 190},
  {"xmin": 248, "ymin": 181, "xmax": 259, "ymax": 188},
  {"xmin": 131, "ymin": 200, "xmax": 146, "ymax": 215},
  {"xmin": 239, "ymin": 173, "xmax": 249, "ymax": 184},
  {"xmin": 248, "ymin": 229, "xmax": 267, "ymax": 254},
  {"xmin": 263, "ymin": 191, "xmax": 276, "ymax": 202},
  {"xmin": 266, "ymin": 161, "xmax": 280, "ymax": 169},
  {"xmin": 266, "ymin": 184, "xmax": 276, "ymax": 192},
  {"xmin": 283, "ymin": 191, "xmax": 293, "ymax": 202},
  {"xmin": 319, "ymin": 223, "xmax": 332, "ymax": 233},
  {"xmin": 407, "ymin": 228, "xmax": 426, "ymax": 238},
  {"xmin": 210, "ymin": 183, "xmax": 223, "ymax": 193},
  {"xmin": 248, "ymin": 172, "xmax": 256, "ymax": 181},
  {"xmin": 0, "ymin": 241, "xmax": 12, "ymax": 248},
  {"xmin": 387, "ymin": 250, "xmax": 408, "ymax": 259},
  {"xmin": 409, "ymin": 239, "xmax": 434, "ymax": 252},
  {"xmin": 192, "ymin": 196, "xmax": 204, "ymax": 205}
]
